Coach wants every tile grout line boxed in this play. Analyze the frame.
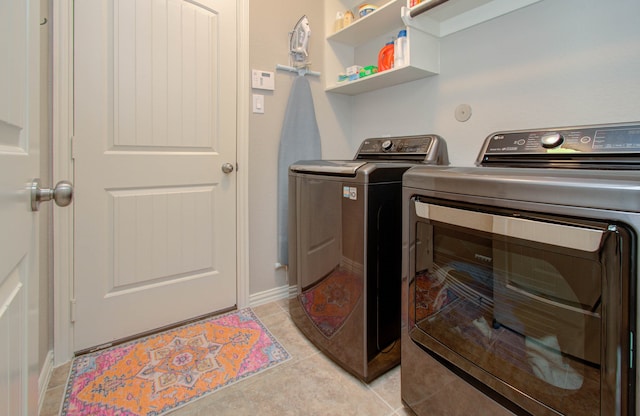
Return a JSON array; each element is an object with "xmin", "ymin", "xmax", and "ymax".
[
  {"xmin": 363, "ymin": 379, "xmax": 398, "ymax": 414},
  {"xmin": 271, "ymin": 299, "xmax": 402, "ymax": 415},
  {"xmin": 274, "ymin": 299, "xmax": 291, "ymax": 315}
]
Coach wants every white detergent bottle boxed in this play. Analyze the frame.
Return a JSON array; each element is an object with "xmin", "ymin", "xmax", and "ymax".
[{"xmin": 394, "ymin": 29, "xmax": 407, "ymax": 68}]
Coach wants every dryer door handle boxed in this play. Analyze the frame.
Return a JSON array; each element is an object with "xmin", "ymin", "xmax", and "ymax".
[{"xmin": 415, "ymin": 201, "xmax": 604, "ymax": 252}]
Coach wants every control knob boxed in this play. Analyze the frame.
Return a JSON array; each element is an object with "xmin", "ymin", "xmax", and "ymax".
[
  {"xmin": 540, "ymin": 132, "xmax": 564, "ymax": 149},
  {"xmin": 381, "ymin": 139, "xmax": 393, "ymax": 151}
]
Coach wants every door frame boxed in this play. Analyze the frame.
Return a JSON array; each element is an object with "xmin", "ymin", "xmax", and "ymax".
[{"xmin": 51, "ymin": 0, "xmax": 251, "ymax": 365}]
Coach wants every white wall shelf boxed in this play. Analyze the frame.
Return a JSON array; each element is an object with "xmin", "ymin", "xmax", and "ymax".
[
  {"xmin": 326, "ymin": 65, "xmax": 437, "ymax": 95},
  {"xmin": 327, "ymin": 0, "xmax": 404, "ymax": 46},
  {"xmin": 401, "ymin": 0, "xmax": 542, "ymax": 37},
  {"xmin": 325, "ymin": 0, "xmax": 439, "ymax": 95},
  {"xmin": 324, "ymin": 0, "xmax": 541, "ymax": 95}
]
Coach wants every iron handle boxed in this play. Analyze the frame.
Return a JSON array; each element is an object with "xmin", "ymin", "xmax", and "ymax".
[
  {"xmin": 221, "ymin": 163, "xmax": 235, "ymax": 174},
  {"xmin": 30, "ymin": 178, "xmax": 74, "ymax": 211}
]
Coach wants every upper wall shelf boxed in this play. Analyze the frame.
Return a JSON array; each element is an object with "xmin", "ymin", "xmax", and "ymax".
[
  {"xmin": 323, "ymin": 0, "xmax": 542, "ymax": 95},
  {"xmin": 327, "ymin": 0, "xmax": 404, "ymax": 46},
  {"xmin": 402, "ymin": 0, "xmax": 542, "ymax": 37}
]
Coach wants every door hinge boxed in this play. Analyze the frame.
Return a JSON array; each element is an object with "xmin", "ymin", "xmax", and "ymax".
[{"xmin": 70, "ymin": 299, "xmax": 76, "ymax": 323}]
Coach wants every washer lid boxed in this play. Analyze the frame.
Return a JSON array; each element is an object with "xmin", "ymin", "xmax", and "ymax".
[{"xmin": 289, "ymin": 160, "xmax": 367, "ymax": 176}]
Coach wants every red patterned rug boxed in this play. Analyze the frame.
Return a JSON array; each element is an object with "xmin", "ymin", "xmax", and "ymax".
[
  {"xmin": 60, "ymin": 308, "xmax": 290, "ymax": 415},
  {"xmin": 414, "ymin": 268, "xmax": 458, "ymax": 322},
  {"xmin": 299, "ymin": 268, "xmax": 363, "ymax": 338}
]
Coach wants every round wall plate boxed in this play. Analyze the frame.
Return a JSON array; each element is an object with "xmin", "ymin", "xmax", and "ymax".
[{"xmin": 455, "ymin": 104, "xmax": 472, "ymax": 122}]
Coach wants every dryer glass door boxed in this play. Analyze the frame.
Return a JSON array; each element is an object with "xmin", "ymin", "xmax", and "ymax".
[{"xmin": 408, "ymin": 198, "xmax": 634, "ymax": 416}]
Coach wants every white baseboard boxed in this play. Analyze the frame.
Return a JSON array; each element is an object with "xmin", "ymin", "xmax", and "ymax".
[
  {"xmin": 249, "ymin": 285, "xmax": 293, "ymax": 307},
  {"xmin": 38, "ymin": 350, "xmax": 54, "ymax": 413}
]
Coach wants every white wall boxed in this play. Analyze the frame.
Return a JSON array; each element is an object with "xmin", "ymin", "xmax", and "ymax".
[
  {"xmin": 248, "ymin": 0, "xmax": 352, "ymax": 296},
  {"xmin": 248, "ymin": 0, "xmax": 640, "ymax": 297},
  {"xmin": 352, "ymin": 0, "xmax": 640, "ymax": 167}
]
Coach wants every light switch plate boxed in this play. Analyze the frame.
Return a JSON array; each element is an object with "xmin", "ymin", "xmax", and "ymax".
[
  {"xmin": 252, "ymin": 94, "xmax": 264, "ymax": 114},
  {"xmin": 251, "ymin": 69, "xmax": 275, "ymax": 91}
]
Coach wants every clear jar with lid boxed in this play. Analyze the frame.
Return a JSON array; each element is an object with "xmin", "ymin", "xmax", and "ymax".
[{"xmin": 334, "ymin": 11, "xmax": 344, "ymax": 32}]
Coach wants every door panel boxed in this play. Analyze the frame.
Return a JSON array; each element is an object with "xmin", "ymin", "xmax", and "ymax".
[
  {"xmin": 111, "ymin": 186, "xmax": 215, "ymax": 286},
  {"xmin": 113, "ymin": 0, "xmax": 218, "ymax": 149},
  {"xmin": 73, "ymin": 0, "xmax": 237, "ymax": 351},
  {"xmin": 0, "ymin": 0, "xmax": 40, "ymax": 414}
]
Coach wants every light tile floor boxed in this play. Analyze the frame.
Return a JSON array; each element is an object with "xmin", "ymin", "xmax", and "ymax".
[{"xmin": 40, "ymin": 299, "xmax": 417, "ymax": 416}]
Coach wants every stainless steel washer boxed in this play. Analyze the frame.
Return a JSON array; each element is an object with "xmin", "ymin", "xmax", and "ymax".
[{"xmin": 288, "ymin": 135, "xmax": 448, "ymax": 382}]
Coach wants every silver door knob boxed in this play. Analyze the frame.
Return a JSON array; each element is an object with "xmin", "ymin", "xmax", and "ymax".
[
  {"xmin": 221, "ymin": 163, "xmax": 235, "ymax": 174},
  {"xmin": 30, "ymin": 178, "xmax": 74, "ymax": 211}
]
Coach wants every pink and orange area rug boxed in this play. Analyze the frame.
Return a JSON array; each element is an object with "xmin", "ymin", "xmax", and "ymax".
[{"xmin": 60, "ymin": 308, "xmax": 290, "ymax": 415}]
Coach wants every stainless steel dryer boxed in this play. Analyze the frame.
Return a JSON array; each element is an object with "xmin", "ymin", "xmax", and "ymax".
[
  {"xmin": 288, "ymin": 135, "xmax": 448, "ymax": 382},
  {"xmin": 402, "ymin": 122, "xmax": 640, "ymax": 416}
]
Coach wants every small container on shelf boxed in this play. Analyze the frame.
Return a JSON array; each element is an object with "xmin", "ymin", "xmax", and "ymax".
[
  {"xmin": 334, "ymin": 11, "xmax": 344, "ymax": 32},
  {"xmin": 377, "ymin": 39, "xmax": 395, "ymax": 72},
  {"xmin": 394, "ymin": 29, "xmax": 407, "ymax": 68},
  {"xmin": 346, "ymin": 65, "xmax": 363, "ymax": 81},
  {"xmin": 343, "ymin": 10, "xmax": 355, "ymax": 27},
  {"xmin": 358, "ymin": 3, "xmax": 378, "ymax": 17},
  {"xmin": 359, "ymin": 65, "xmax": 378, "ymax": 78}
]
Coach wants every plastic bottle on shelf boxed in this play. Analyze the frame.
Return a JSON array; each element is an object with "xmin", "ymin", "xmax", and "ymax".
[
  {"xmin": 343, "ymin": 10, "xmax": 354, "ymax": 27},
  {"xmin": 334, "ymin": 11, "xmax": 344, "ymax": 32},
  {"xmin": 378, "ymin": 39, "xmax": 395, "ymax": 72},
  {"xmin": 394, "ymin": 30, "xmax": 407, "ymax": 68}
]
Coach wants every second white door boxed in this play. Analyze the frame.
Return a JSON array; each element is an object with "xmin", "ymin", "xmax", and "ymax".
[
  {"xmin": 0, "ymin": 0, "xmax": 40, "ymax": 413},
  {"xmin": 73, "ymin": 0, "xmax": 238, "ymax": 352}
]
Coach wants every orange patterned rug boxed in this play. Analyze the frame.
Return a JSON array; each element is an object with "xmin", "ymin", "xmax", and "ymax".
[{"xmin": 60, "ymin": 308, "xmax": 290, "ymax": 415}]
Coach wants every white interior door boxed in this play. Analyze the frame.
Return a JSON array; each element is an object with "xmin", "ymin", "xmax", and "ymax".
[
  {"xmin": 73, "ymin": 0, "xmax": 238, "ymax": 352},
  {"xmin": 0, "ymin": 0, "xmax": 40, "ymax": 414}
]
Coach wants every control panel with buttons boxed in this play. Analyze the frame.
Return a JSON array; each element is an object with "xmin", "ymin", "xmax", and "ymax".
[{"xmin": 483, "ymin": 124, "xmax": 640, "ymax": 154}]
